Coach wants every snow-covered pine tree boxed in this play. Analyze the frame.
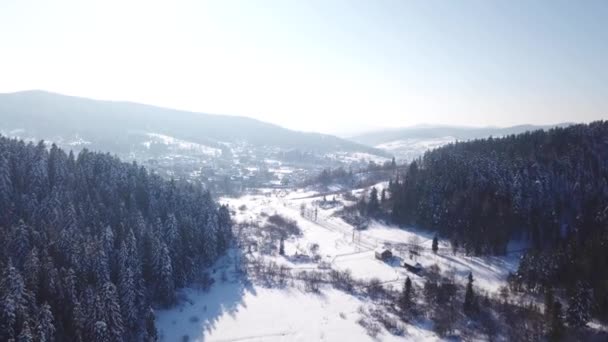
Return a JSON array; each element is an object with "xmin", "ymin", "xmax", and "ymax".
[
  {"xmin": 0, "ymin": 261, "xmax": 32, "ymax": 341},
  {"xmin": 100, "ymin": 282, "xmax": 124, "ymax": 342},
  {"xmin": 157, "ymin": 243, "xmax": 175, "ymax": 306},
  {"xmin": 118, "ymin": 246, "xmax": 138, "ymax": 330},
  {"xmin": 143, "ymin": 307, "xmax": 158, "ymax": 342},
  {"xmin": 35, "ymin": 302, "xmax": 55, "ymax": 342},
  {"xmin": 566, "ymin": 282, "xmax": 591, "ymax": 327},
  {"xmin": 18, "ymin": 320, "xmax": 34, "ymax": 342},
  {"xmin": 92, "ymin": 321, "xmax": 109, "ymax": 342}
]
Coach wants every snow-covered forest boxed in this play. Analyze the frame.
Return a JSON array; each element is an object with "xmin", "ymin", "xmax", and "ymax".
[
  {"xmin": 386, "ymin": 121, "xmax": 608, "ymax": 323},
  {"xmin": 0, "ymin": 136, "xmax": 232, "ymax": 341}
]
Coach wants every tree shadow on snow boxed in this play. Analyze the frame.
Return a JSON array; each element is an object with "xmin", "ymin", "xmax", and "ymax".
[{"xmin": 157, "ymin": 249, "xmax": 258, "ymax": 341}]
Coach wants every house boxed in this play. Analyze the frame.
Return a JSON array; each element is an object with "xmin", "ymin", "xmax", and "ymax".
[
  {"xmin": 403, "ymin": 261, "xmax": 423, "ymax": 274},
  {"xmin": 375, "ymin": 247, "xmax": 393, "ymax": 261}
]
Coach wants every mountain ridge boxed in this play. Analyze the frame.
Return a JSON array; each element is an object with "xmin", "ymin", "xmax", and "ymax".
[
  {"xmin": 0, "ymin": 90, "xmax": 386, "ymax": 156},
  {"xmin": 349, "ymin": 122, "xmax": 575, "ymax": 146}
]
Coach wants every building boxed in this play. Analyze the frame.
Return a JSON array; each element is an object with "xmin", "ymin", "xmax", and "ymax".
[
  {"xmin": 374, "ymin": 247, "xmax": 393, "ymax": 261},
  {"xmin": 403, "ymin": 261, "xmax": 423, "ymax": 274}
]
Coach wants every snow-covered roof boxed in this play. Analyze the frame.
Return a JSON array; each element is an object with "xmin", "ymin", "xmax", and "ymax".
[{"xmin": 374, "ymin": 247, "xmax": 391, "ymax": 254}]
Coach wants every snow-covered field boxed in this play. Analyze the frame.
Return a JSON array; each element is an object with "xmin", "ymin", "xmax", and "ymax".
[
  {"xmin": 143, "ymin": 132, "xmax": 221, "ymax": 156},
  {"xmin": 157, "ymin": 274, "xmax": 436, "ymax": 342},
  {"xmin": 375, "ymin": 137, "xmax": 456, "ymax": 161},
  {"xmin": 156, "ymin": 186, "xmax": 522, "ymax": 341}
]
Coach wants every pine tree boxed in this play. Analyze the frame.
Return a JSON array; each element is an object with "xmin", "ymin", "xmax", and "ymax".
[
  {"xmin": 0, "ymin": 262, "xmax": 32, "ymax": 341},
  {"xmin": 92, "ymin": 321, "xmax": 109, "ymax": 342},
  {"xmin": 432, "ymin": 236, "xmax": 439, "ymax": 254},
  {"xmin": 100, "ymin": 282, "xmax": 124, "ymax": 342},
  {"xmin": 464, "ymin": 272, "xmax": 476, "ymax": 316},
  {"xmin": 10, "ymin": 221, "xmax": 31, "ymax": 268},
  {"xmin": 368, "ymin": 187, "xmax": 380, "ymax": 216},
  {"xmin": 143, "ymin": 307, "xmax": 158, "ymax": 342},
  {"xmin": 18, "ymin": 320, "xmax": 34, "ymax": 342},
  {"xmin": 399, "ymin": 277, "xmax": 413, "ymax": 316},
  {"xmin": 157, "ymin": 243, "xmax": 175, "ymax": 306},
  {"xmin": 549, "ymin": 300, "xmax": 564, "ymax": 341},
  {"xmin": 23, "ymin": 248, "xmax": 41, "ymax": 293},
  {"xmin": 35, "ymin": 302, "xmax": 55, "ymax": 342},
  {"xmin": 566, "ymin": 283, "xmax": 591, "ymax": 328},
  {"xmin": 0, "ymin": 153, "xmax": 12, "ymax": 226},
  {"xmin": 71, "ymin": 300, "xmax": 86, "ymax": 342},
  {"xmin": 544, "ymin": 287, "xmax": 555, "ymax": 332},
  {"xmin": 118, "ymin": 256, "xmax": 138, "ymax": 329}
]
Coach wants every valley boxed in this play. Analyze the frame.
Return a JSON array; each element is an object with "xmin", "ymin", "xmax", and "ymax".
[{"xmin": 155, "ymin": 185, "xmax": 523, "ymax": 341}]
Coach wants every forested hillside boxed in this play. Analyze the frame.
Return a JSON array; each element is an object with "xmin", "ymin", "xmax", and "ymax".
[
  {"xmin": 389, "ymin": 121, "xmax": 608, "ymax": 321},
  {"xmin": 0, "ymin": 136, "xmax": 232, "ymax": 341}
]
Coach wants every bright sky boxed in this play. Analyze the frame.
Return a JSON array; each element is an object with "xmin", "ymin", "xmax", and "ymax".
[{"xmin": 1, "ymin": 0, "xmax": 607, "ymax": 134}]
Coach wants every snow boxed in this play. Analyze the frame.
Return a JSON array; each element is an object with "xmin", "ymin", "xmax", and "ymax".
[
  {"xmin": 156, "ymin": 252, "xmax": 438, "ymax": 342},
  {"xmin": 333, "ymin": 251, "xmax": 400, "ymax": 282},
  {"xmin": 325, "ymin": 152, "xmax": 390, "ymax": 164},
  {"xmin": 143, "ymin": 132, "xmax": 221, "ymax": 156},
  {"xmin": 158, "ymin": 285, "xmax": 378, "ymax": 342},
  {"xmin": 375, "ymin": 137, "xmax": 456, "ymax": 161},
  {"xmin": 227, "ymin": 188, "xmax": 521, "ymax": 292},
  {"xmin": 158, "ymin": 186, "xmax": 523, "ymax": 341}
]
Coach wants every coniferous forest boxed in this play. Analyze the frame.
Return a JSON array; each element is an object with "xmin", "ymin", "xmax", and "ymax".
[
  {"xmin": 0, "ymin": 135, "xmax": 233, "ymax": 341},
  {"xmin": 388, "ymin": 121, "xmax": 608, "ymax": 322}
]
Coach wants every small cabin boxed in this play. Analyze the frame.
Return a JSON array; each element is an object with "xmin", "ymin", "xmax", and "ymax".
[
  {"xmin": 403, "ymin": 261, "xmax": 423, "ymax": 274},
  {"xmin": 375, "ymin": 247, "xmax": 393, "ymax": 261}
]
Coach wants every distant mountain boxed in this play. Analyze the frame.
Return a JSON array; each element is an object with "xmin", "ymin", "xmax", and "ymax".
[
  {"xmin": 350, "ymin": 124, "xmax": 573, "ymax": 146},
  {"xmin": 0, "ymin": 90, "xmax": 385, "ymax": 156},
  {"xmin": 349, "ymin": 123, "xmax": 573, "ymax": 161}
]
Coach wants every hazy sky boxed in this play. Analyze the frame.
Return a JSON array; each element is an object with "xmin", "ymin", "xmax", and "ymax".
[{"xmin": 1, "ymin": 0, "xmax": 607, "ymax": 134}]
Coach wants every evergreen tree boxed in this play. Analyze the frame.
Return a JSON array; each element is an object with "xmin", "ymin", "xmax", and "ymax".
[
  {"xmin": 92, "ymin": 321, "xmax": 109, "ymax": 342},
  {"xmin": 432, "ymin": 236, "xmax": 439, "ymax": 254},
  {"xmin": 399, "ymin": 276, "xmax": 414, "ymax": 316},
  {"xmin": 544, "ymin": 287, "xmax": 555, "ymax": 332},
  {"xmin": 23, "ymin": 248, "xmax": 41, "ymax": 294},
  {"xmin": 100, "ymin": 282, "xmax": 124, "ymax": 342},
  {"xmin": 0, "ymin": 262, "xmax": 32, "ymax": 341},
  {"xmin": 35, "ymin": 302, "xmax": 55, "ymax": 342},
  {"xmin": 549, "ymin": 301, "xmax": 564, "ymax": 341},
  {"xmin": 464, "ymin": 272, "xmax": 476, "ymax": 316},
  {"xmin": 279, "ymin": 238, "xmax": 285, "ymax": 256},
  {"xmin": 157, "ymin": 244, "xmax": 174, "ymax": 306},
  {"xmin": 118, "ymin": 258, "xmax": 138, "ymax": 330},
  {"xmin": 566, "ymin": 283, "xmax": 591, "ymax": 328},
  {"xmin": 143, "ymin": 307, "xmax": 158, "ymax": 342},
  {"xmin": 367, "ymin": 187, "xmax": 380, "ymax": 216},
  {"xmin": 18, "ymin": 320, "xmax": 34, "ymax": 342}
]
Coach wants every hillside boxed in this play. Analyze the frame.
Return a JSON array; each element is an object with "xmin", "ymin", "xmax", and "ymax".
[
  {"xmin": 350, "ymin": 124, "xmax": 572, "ymax": 161},
  {"xmin": 386, "ymin": 121, "xmax": 608, "ymax": 322},
  {"xmin": 0, "ymin": 135, "xmax": 232, "ymax": 341},
  {"xmin": 0, "ymin": 90, "xmax": 384, "ymax": 156}
]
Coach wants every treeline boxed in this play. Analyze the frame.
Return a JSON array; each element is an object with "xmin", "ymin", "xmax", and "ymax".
[
  {"xmin": 311, "ymin": 158, "xmax": 398, "ymax": 187},
  {"xmin": 388, "ymin": 121, "xmax": 608, "ymax": 321},
  {"xmin": 0, "ymin": 136, "xmax": 232, "ymax": 341}
]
